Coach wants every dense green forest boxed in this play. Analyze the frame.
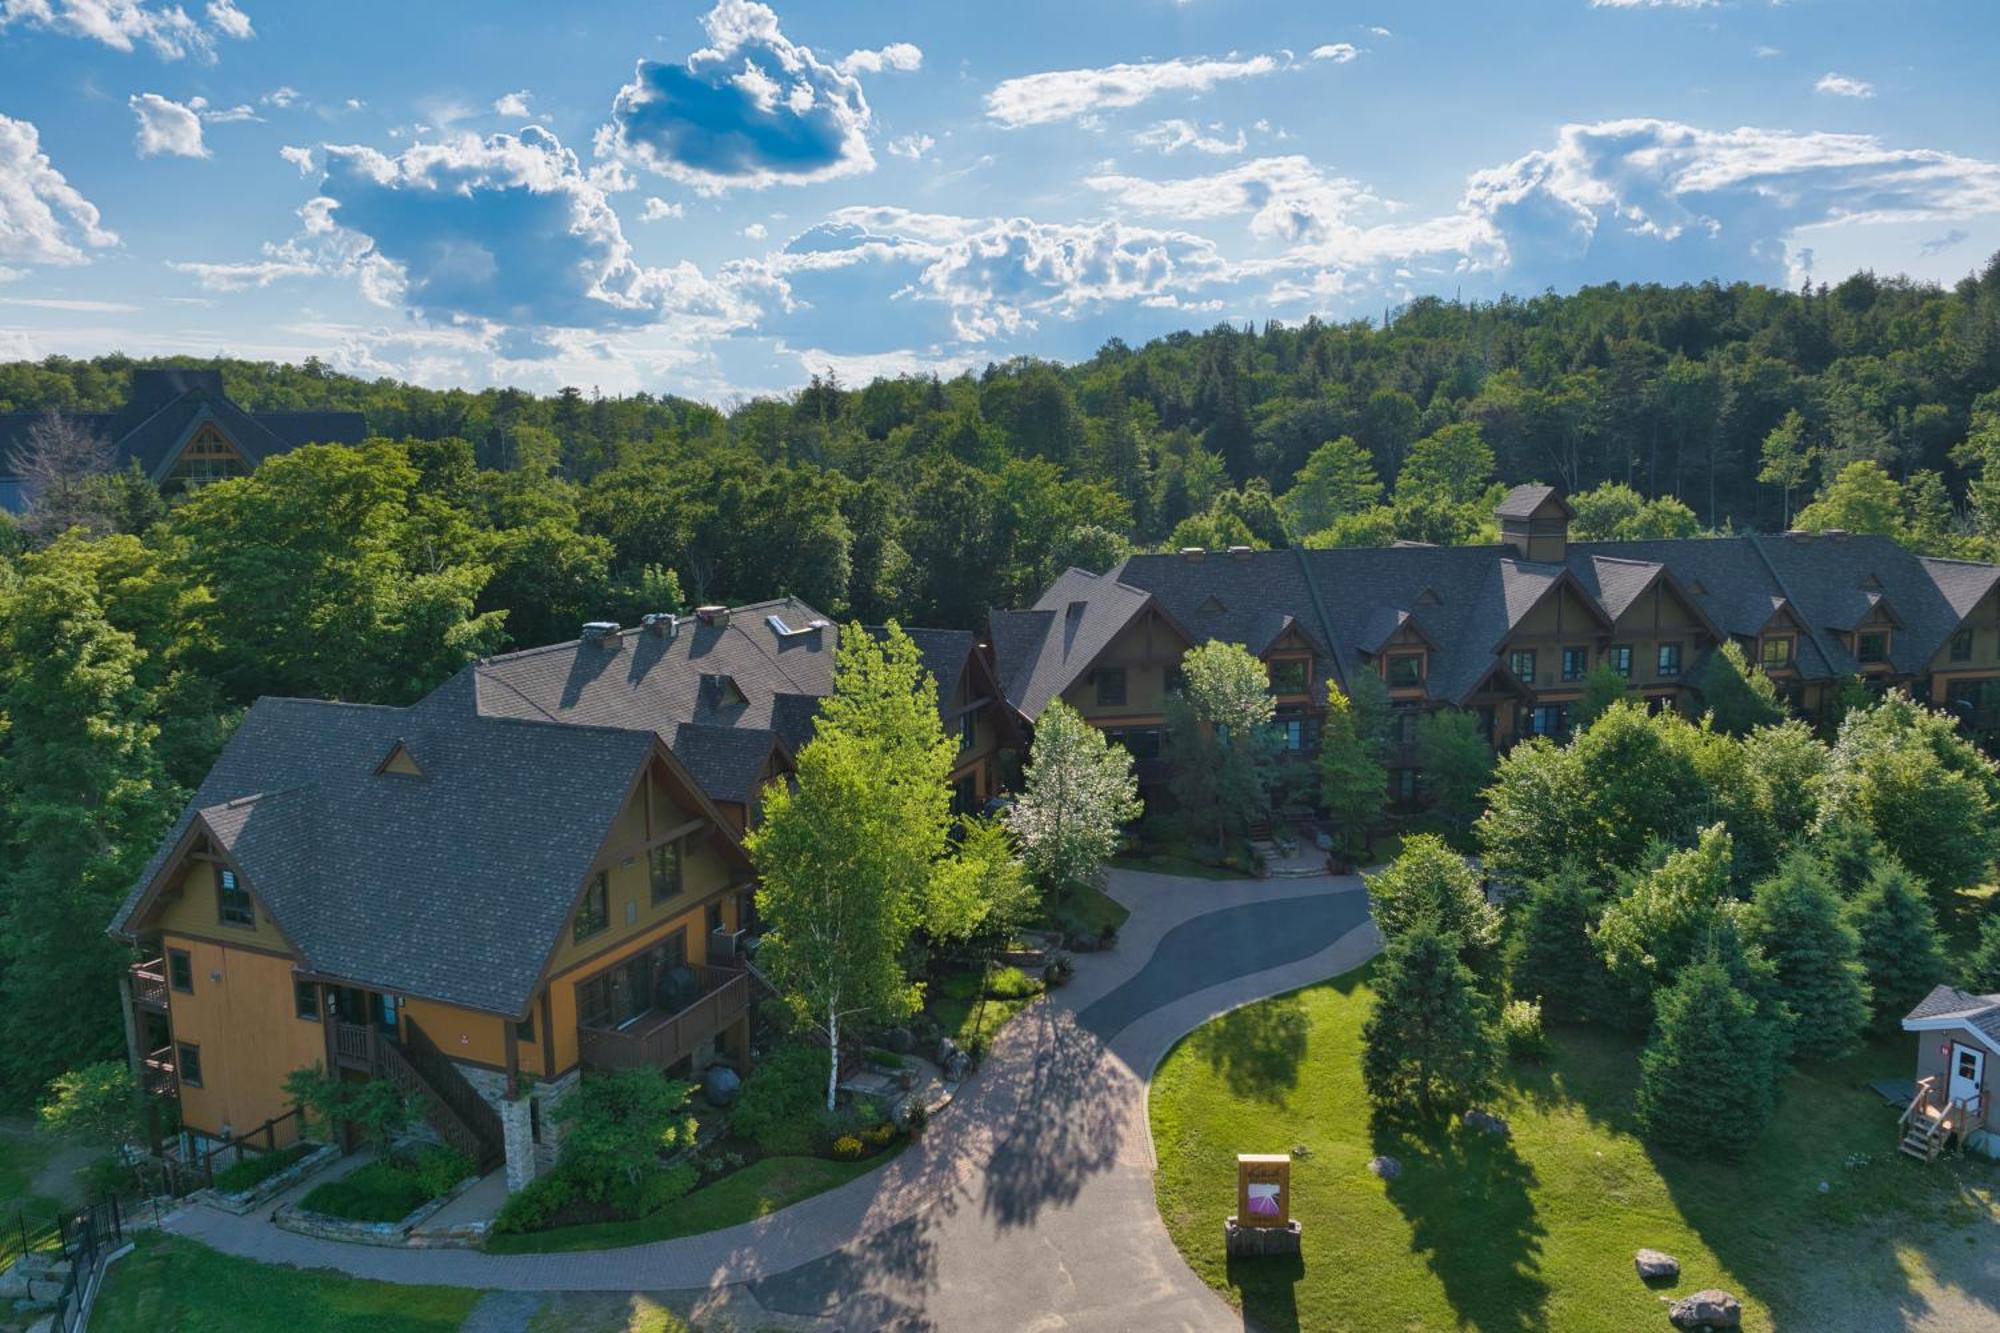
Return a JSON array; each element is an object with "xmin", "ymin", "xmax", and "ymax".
[{"xmin": 6, "ymin": 261, "xmax": 2000, "ymax": 1107}]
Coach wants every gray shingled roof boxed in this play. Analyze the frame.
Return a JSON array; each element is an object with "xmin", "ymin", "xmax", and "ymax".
[
  {"xmin": 987, "ymin": 569, "xmax": 1158, "ymax": 718},
  {"xmin": 0, "ymin": 368, "xmax": 364, "ymax": 512},
  {"xmin": 1903, "ymin": 983, "xmax": 2000, "ymax": 1050},
  {"xmin": 112, "ymin": 695, "xmax": 682, "ymax": 1016},
  {"xmin": 1495, "ymin": 483, "xmax": 1566, "ymax": 520},
  {"xmin": 671, "ymin": 723, "xmax": 780, "ymax": 805}
]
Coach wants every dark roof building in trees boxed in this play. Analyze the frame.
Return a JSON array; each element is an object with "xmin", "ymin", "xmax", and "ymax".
[
  {"xmin": 0, "ymin": 367, "xmax": 365, "ymax": 512},
  {"xmin": 988, "ymin": 485, "xmax": 2000, "ymax": 796}
]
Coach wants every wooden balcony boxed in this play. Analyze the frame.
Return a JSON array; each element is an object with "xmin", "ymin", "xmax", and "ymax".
[
  {"xmin": 579, "ymin": 966, "xmax": 749, "ymax": 1074},
  {"xmin": 331, "ymin": 1019, "xmax": 376, "ymax": 1073},
  {"xmin": 130, "ymin": 960, "xmax": 170, "ymax": 1014},
  {"xmin": 141, "ymin": 1045, "xmax": 177, "ymax": 1098}
]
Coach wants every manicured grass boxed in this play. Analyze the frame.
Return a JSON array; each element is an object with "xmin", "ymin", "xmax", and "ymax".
[
  {"xmin": 1151, "ymin": 967, "xmax": 1999, "ymax": 1333},
  {"xmin": 526, "ymin": 1292, "xmax": 693, "ymax": 1332},
  {"xmin": 484, "ymin": 1149, "xmax": 901, "ymax": 1254},
  {"xmin": 92, "ymin": 1233, "xmax": 478, "ymax": 1333},
  {"xmin": 299, "ymin": 1159, "xmax": 430, "ymax": 1222},
  {"xmin": 1050, "ymin": 883, "xmax": 1131, "ymax": 934}
]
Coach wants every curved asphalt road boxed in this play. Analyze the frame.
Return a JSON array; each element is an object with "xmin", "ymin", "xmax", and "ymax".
[{"xmin": 164, "ymin": 868, "xmax": 1381, "ymax": 1331}]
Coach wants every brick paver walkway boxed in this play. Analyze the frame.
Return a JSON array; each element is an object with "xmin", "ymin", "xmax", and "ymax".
[{"xmin": 165, "ymin": 868, "xmax": 1380, "ymax": 1329}]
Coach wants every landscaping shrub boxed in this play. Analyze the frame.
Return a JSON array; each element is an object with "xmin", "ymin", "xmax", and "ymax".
[
  {"xmin": 831, "ymin": 1135, "xmax": 863, "ymax": 1161},
  {"xmin": 733, "ymin": 1043, "xmax": 831, "ymax": 1157},
  {"xmin": 1043, "ymin": 953, "xmax": 1074, "ymax": 988},
  {"xmin": 553, "ymin": 1068, "xmax": 696, "ymax": 1204},
  {"xmin": 863, "ymin": 1046, "xmax": 907, "ymax": 1069},
  {"xmin": 410, "ymin": 1146, "xmax": 474, "ymax": 1200},
  {"xmin": 863, "ymin": 1121, "xmax": 896, "ymax": 1148},
  {"xmin": 985, "ymin": 966, "xmax": 1043, "ymax": 1001},
  {"xmin": 299, "ymin": 1159, "xmax": 432, "ymax": 1223},
  {"xmin": 1499, "ymin": 999, "xmax": 1549, "ymax": 1062},
  {"xmin": 211, "ymin": 1142, "xmax": 311, "ymax": 1195},
  {"xmin": 608, "ymin": 1163, "xmax": 697, "ymax": 1219},
  {"xmin": 491, "ymin": 1170, "xmax": 575, "ymax": 1235},
  {"xmin": 902, "ymin": 1102, "xmax": 928, "ymax": 1134}
]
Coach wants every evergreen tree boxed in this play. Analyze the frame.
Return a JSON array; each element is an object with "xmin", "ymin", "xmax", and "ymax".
[
  {"xmin": 1841, "ymin": 858, "xmax": 1945, "ymax": 1025},
  {"xmin": 1637, "ymin": 955, "xmax": 1783, "ymax": 1159},
  {"xmin": 1595, "ymin": 824, "xmax": 1737, "ymax": 1028},
  {"xmin": 1504, "ymin": 863, "xmax": 1605, "ymax": 1021},
  {"xmin": 1743, "ymin": 853, "xmax": 1870, "ymax": 1060},
  {"xmin": 1361, "ymin": 920, "xmax": 1495, "ymax": 1119},
  {"xmin": 1812, "ymin": 813, "xmax": 1883, "ymax": 897},
  {"xmin": 1965, "ymin": 915, "xmax": 2000, "ymax": 996},
  {"xmin": 1318, "ymin": 679, "xmax": 1387, "ymax": 860}
]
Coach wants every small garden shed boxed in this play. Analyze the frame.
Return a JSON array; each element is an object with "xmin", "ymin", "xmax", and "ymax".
[{"xmin": 1898, "ymin": 984, "xmax": 1999, "ymax": 1160}]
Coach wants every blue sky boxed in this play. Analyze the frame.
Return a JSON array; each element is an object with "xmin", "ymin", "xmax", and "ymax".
[{"xmin": 1, "ymin": 0, "xmax": 1996, "ymax": 400}]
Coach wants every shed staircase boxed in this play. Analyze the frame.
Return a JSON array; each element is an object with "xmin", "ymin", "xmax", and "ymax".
[{"xmin": 1897, "ymin": 1077, "xmax": 1983, "ymax": 1163}]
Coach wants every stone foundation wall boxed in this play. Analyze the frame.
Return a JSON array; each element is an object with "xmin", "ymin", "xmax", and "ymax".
[{"xmin": 447, "ymin": 1058, "xmax": 583, "ymax": 1187}]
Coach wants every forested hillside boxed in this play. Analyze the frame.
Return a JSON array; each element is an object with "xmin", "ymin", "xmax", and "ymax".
[{"xmin": 4, "ymin": 262, "xmax": 2000, "ymax": 1108}]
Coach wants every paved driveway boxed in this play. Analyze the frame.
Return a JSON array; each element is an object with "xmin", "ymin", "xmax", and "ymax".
[{"xmin": 165, "ymin": 868, "xmax": 1380, "ymax": 1330}]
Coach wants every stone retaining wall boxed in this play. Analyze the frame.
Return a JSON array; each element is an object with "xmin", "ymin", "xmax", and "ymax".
[
  {"xmin": 271, "ymin": 1171, "xmax": 480, "ymax": 1248},
  {"xmin": 198, "ymin": 1141, "xmax": 339, "ymax": 1215}
]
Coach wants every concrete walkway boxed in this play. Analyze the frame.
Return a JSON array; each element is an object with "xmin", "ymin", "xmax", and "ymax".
[{"xmin": 164, "ymin": 868, "xmax": 1379, "ymax": 1330}]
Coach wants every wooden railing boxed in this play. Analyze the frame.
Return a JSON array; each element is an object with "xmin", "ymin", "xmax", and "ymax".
[
  {"xmin": 129, "ymin": 960, "xmax": 170, "ymax": 1011},
  {"xmin": 329, "ymin": 1018, "xmax": 502, "ymax": 1170},
  {"xmin": 398, "ymin": 1017, "xmax": 504, "ymax": 1167},
  {"xmin": 331, "ymin": 1020, "xmax": 374, "ymax": 1071},
  {"xmin": 579, "ymin": 967, "xmax": 749, "ymax": 1074},
  {"xmin": 140, "ymin": 1045, "xmax": 176, "ymax": 1098}
]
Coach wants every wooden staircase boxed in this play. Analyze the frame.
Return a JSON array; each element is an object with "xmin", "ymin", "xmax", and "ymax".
[
  {"xmin": 1897, "ymin": 1077, "xmax": 1982, "ymax": 1163},
  {"xmin": 354, "ymin": 1017, "xmax": 505, "ymax": 1171}
]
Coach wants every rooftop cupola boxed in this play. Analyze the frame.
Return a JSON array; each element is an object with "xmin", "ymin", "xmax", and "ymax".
[{"xmin": 1495, "ymin": 484, "xmax": 1573, "ymax": 563}]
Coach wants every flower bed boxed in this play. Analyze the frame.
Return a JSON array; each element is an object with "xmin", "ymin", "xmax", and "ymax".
[{"xmin": 202, "ymin": 1140, "xmax": 337, "ymax": 1215}]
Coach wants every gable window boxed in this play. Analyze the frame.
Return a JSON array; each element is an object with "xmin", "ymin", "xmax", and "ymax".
[
  {"xmin": 1760, "ymin": 635, "xmax": 1792, "ymax": 669},
  {"xmin": 1606, "ymin": 645, "xmax": 1633, "ymax": 678},
  {"xmin": 1657, "ymin": 643, "xmax": 1682, "ymax": 678},
  {"xmin": 1858, "ymin": 631, "xmax": 1889, "ymax": 665},
  {"xmin": 168, "ymin": 949, "xmax": 193, "ymax": 994},
  {"xmin": 574, "ymin": 872, "xmax": 610, "ymax": 944},
  {"xmin": 216, "ymin": 868, "xmax": 254, "ymax": 928},
  {"xmin": 1560, "ymin": 646, "xmax": 1589, "ymax": 682},
  {"xmin": 959, "ymin": 709, "xmax": 978, "ymax": 752},
  {"xmin": 1095, "ymin": 667, "xmax": 1127, "ymax": 707},
  {"xmin": 649, "ymin": 840, "xmax": 683, "ymax": 905},
  {"xmin": 1508, "ymin": 649, "xmax": 1536, "ymax": 684},
  {"xmin": 1386, "ymin": 654, "xmax": 1423, "ymax": 689},
  {"xmin": 1268, "ymin": 659, "xmax": 1308, "ymax": 695},
  {"xmin": 176, "ymin": 1043, "xmax": 203, "ymax": 1089},
  {"xmin": 294, "ymin": 979, "xmax": 320, "ymax": 1022},
  {"xmin": 1952, "ymin": 629, "xmax": 1974, "ymax": 662}
]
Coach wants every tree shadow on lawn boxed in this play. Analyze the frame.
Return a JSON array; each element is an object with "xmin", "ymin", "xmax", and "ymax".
[
  {"xmin": 1188, "ymin": 993, "xmax": 1309, "ymax": 1106},
  {"xmin": 1370, "ymin": 1110, "xmax": 1549, "ymax": 1333}
]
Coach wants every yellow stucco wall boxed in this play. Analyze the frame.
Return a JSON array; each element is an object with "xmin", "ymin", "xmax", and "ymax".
[{"xmin": 158, "ymin": 932, "xmax": 321, "ymax": 1143}]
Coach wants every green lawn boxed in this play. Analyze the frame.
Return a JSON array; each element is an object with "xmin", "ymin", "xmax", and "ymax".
[
  {"xmin": 92, "ymin": 1233, "xmax": 478, "ymax": 1333},
  {"xmin": 483, "ymin": 1149, "xmax": 901, "ymax": 1254},
  {"xmin": 1151, "ymin": 967, "xmax": 1999, "ymax": 1333},
  {"xmin": 0, "ymin": 1128, "xmax": 66, "ymax": 1268}
]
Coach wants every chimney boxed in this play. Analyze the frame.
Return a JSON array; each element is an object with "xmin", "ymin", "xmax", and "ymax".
[
  {"xmin": 1784, "ymin": 529, "xmax": 1811, "ymax": 542},
  {"xmin": 695, "ymin": 604, "xmax": 730, "ymax": 629},
  {"xmin": 1823, "ymin": 528, "xmax": 1848, "ymax": 542},
  {"xmin": 580, "ymin": 621, "xmax": 621, "ymax": 648},
  {"xmin": 640, "ymin": 612, "xmax": 678, "ymax": 641},
  {"xmin": 1179, "ymin": 546, "xmax": 1206, "ymax": 562},
  {"xmin": 1226, "ymin": 545, "xmax": 1253, "ymax": 560}
]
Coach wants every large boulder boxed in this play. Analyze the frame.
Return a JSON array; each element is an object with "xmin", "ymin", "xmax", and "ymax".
[
  {"xmin": 880, "ymin": 1027, "xmax": 915, "ymax": 1055},
  {"xmin": 1462, "ymin": 1108, "xmax": 1510, "ymax": 1137},
  {"xmin": 1634, "ymin": 1248, "xmax": 1680, "ymax": 1280},
  {"xmin": 701, "ymin": 1064, "xmax": 742, "ymax": 1108},
  {"xmin": 1667, "ymin": 1289, "xmax": 1741, "ymax": 1330},
  {"xmin": 1367, "ymin": 1155, "xmax": 1402, "ymax": 1180},
  {"xmin": 935, "ymin": 1036, "xmax": 961, "ymax": 1068}
]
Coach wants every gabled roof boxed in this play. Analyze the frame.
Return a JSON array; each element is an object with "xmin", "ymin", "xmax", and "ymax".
[
  {"xmin": 0, "ymin": 368, "xmax": 365, "ymax": 511},
  {"xmin": 112, "ymin": 695, "xmax": 727, "ymax": 1016},
  {"xmin": 1903, "ymin": 983, "xmax": 2000, "ymax": 1058},
  {"xmin": 986, "ymin": 568, "xmax": 1166, "ymax": 718},
  {"xmin": 1495, "ymin": 484, "xmax": 1573, "ymax": 521}
]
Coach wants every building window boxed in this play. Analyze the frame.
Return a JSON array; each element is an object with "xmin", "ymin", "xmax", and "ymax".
[
  {"xmin": 1657, "ymin": 642, "xmax": 1682, "ymax": 678},
  {"xmin": 176, "ymin": 1043, "xmax": 203, "ymax": 1089},
  {"xmin": 1760, "ymin": 636, "xmax": 1792, "ymax": 669},
  {"xmin": 1268, "ymin": 659, "xmax": 1308, "ymax": 695},
  {"xmin": 168, "ymin": 948, "xmax": 194, "ymax": 994},
  {"xmin": 1396, "ymin": 710, "xmax": 1418, "ymax": 746},
  {"xmin": 577, "ymin": 974, "xmax": 612, "ymax": 1030},
  {"xmin": 1606, "ymin": 645, "xmax": 1633, "ymax": 678},
  {"xmin": 1560, "ymin": 646, "xmax": 1588, "ymax": 682},
  {"xmin": 959, "ymin": 709, "xmax": 978, "ymax": 751},
  {"xmin": 294, "ymin": 979, "xmax": 319, "ymax": 1021},
  {"xmin": 1281, "ymin": 719, "xmax": 1305, "ymax": 751},
  {"xmin": 515, "ymin": 1013, "xmax": 535, "ymax": 1044},
  {"xmin": 574, "ymin": 872, "xmax": 609, "ymax": 943},
  {"xmin": 1528, "ymin": 703, "xmax": 1568, "ymax": 738},
  {"xmin": 216, "ymin": 868, "xmax": 254, "ymax": 928},
  {"xmin": 1858, "ymin": 631, "xmax": 1889, "ymax": 665},
  {"xmin": 1508, "ymin": 649, "xmax": 1536, "ymax": 683},
  {"xmin": 649, "ymin": 840, "xmax": 683, "ymax": 905},
  {"xmin": 1108, "ymin": 727, "xmax": 1161, "ymax": 761},
  {"xmin": 1951, "ymin": 629, "xmax": 1974, "ymax": 662},
  {"xmin": 1165, "ymin": 665, "xmax": 1187, "ymax": 695},
  {"xmin": 707, "ymin": 900, "xmax": 725, "ymax": 933},
  {"xmin": 1386, "ymin": 654, "xmax": 1424, "ymax": 689},
  {"xmin": 1095, "ymin": 667, "xmax": 1127, "ymax": 707}
]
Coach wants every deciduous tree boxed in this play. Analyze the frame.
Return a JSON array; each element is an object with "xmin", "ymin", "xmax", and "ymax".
[{"xmin": 1011, "ymin": 699, "xmax": 1142, "ymax": 901}]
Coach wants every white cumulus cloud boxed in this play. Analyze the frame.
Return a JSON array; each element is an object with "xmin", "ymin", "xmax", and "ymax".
[
  {"xmin": 129, "ymin": 92, "xmax": 209, "ymax": 158},
  {"xmin": 1816, "ymin": 72, "xmax": 1875, "ymax": 99},
  {"xmin": 493, "ymin": 89, "xmax": 533, "ymax": 117},
  {"xmin": 0, "ymin": 113, "xmax": 119, "ymax": 266},
  {"xmin": 1309, "ymin": 44, "xmax": 1360, "ymax": 63},
  {"xmin": 837, "ymin": 42, "xmax": 921, "ymax": 76},
  {"xmin": 640, "ymin": 196, "xmax": 684, "ymax": 221},
  {"xmin": 886, "ymin": 133, "xmax": 935, "ymax": 160},
  {"xmin": 985, "ymin": 53, "xmax": 1281, "ymax": 128},
  {"xmin": 0, "ymin": 0, "xmax": 253, "ymax": 60},
  {"xmin": 1135, "ymin": 118, "xmax": 1245, "ymax": 155}
]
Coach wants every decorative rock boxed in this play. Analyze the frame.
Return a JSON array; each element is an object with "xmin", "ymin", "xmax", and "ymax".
[
  {"xmin": 1223, "ymin": 1216, "xmax": 1303, "ymax": 1258},
  {"xmin": 1667, "ymin": 1289, "xmax": 1742, "ymax": 1330},
  {"xmin": 1463, "ymin": 1108, "xmax": 1511, "ymax": 1137},
  {"xmin": 1367, "ymin": 1155, "xmax": 1402, "ymax": 1180},
  {"xmin": 702, "ymin": 1064, "xmax": 742, "ymax": 1107},
  {"xmin": 935, "ymin": 1036, "xmax": 961, "ymax": 1068},
  {"xmin": 1634, "ymin": 1248, "xmax": 1680, "ymax": 1280},
  {"xmin": 882, "ymin": 1027, "xmax": 915, "ymax": 1055},
  {"xmin": 25, "ymin": 1280, "xmax": 65, "ymax": 1303},
  {"xmin": 943, "ymin": 1051, "xmax": 971, "ymax": 1082}
]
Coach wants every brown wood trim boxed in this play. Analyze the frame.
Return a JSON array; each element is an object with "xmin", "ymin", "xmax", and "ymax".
[
  {"xmin": 543, "ymin": 895, "xmax": 727, "ymax": 985},
  {"xmin": 538, "ymin": 988, "xmax": 555, "ymax": 1079},
  {"xmin": 159, "ymin": 931, "xmax": 297, "ymax": 963},
  {"xmin": 591, "ymin": 815, "xmax": 709, "ymax": 874}
]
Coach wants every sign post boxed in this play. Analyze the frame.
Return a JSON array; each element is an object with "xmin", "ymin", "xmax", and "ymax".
[{"xmin": 1225, "ymin": 1153, "xmax": 1302, "ymax": 1257}]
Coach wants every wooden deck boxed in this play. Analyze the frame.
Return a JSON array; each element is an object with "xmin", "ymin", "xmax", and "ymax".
[{"xmin": 578, "ymin": 966, "xmax": 749, "ymax": 1074}]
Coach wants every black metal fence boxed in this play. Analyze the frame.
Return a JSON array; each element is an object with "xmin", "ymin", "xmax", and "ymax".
[{"xmin": 6, "ymin": 1197, "xmax": 125, "ymax": 1333}]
